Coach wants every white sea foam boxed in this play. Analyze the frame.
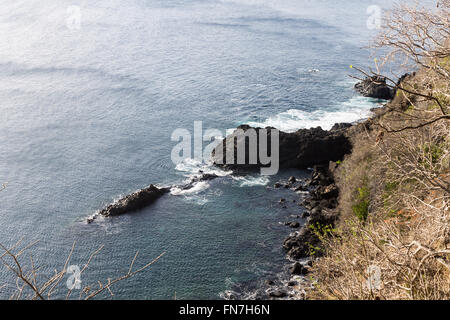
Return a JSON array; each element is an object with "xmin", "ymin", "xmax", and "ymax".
[
  {"xmin": 172, "ymin": 158, "xmax": 233, "ymax": 195},
  {"xmin": 246, "ymin": 96, "xmax": 384, "ymax": 132},
  {"xmin": 175, "ymin": 158, "xmax": 232, "ymax": 177},
  {"xmin": 232, "ymin": 175, "xmax": 270, "ymax": 187},
  {"xmin": 170, "ymin": 181, "xmax": 210, "ymax": 196},
  {"xmin": 181, "ymin": 194, "xmax": 210, "ymax": 205}
]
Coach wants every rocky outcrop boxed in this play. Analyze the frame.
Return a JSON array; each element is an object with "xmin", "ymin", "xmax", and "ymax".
[
  {"xmin": 268, "ymin": 289, "xmax": 288, "ymax": 298},
  {"xmin": 290, "ymin": 262, "xmax": 309, "ymax": 275},
  {"xmin": 90, "ymin": 173, "xmax": 220, "ymax": 222},
  {"xmin": 211, "ymin": 125, "xmax": 352, "ymax": 171},
  {"xmin": 354, "ymin": 76, "xmax": 394, "ymax": 100},
  {"xmin": 175, "ymin": 173, "xmax": 218, "ymax": 191},
  {"xmin": 98, "ymin": 184, "xmax": 169, "ymax": 217}
]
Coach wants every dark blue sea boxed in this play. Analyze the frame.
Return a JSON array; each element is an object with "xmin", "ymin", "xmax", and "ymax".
[{"xmin": 0, "ymin": 0, "xmax": 430, "ymax": 299}]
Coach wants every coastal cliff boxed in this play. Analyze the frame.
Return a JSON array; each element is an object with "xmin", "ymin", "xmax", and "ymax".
[
  {"xmin": 302, "ymin": 66, "xmax": 449, "ymax": 299},
  {"xmin": 216, "ymin": 61, "xmax": 449, "ymax": 300}
]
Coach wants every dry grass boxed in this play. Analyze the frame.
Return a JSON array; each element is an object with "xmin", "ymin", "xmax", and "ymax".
[
  {"xmin": 307, "ymin": 78, "xmax": 450, "ymax": 300},
  {"xmin": 308, "ymin": 199, "xmax": 449, "ymax": 300},
  {"xmin": 306, "ymin": 1, "xmax": 449, "ymax": 300}
]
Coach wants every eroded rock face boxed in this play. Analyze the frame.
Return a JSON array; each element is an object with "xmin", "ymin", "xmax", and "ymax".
[
  {"xmin": 98, "ymin": 185, "xmax": 169, "ymax": 217},
  {"xmin": 211, "ymin": 125, "xmax": 352, "ymax": 171},
  {"xmin": 354, "ymin": 76, "xmax": 394, "ymax": 100}
]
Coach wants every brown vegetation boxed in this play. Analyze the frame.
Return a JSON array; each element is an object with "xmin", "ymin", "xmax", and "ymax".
[{"xmin": 307, "ymin": 1, "xmax": 450, "ymax": 300}]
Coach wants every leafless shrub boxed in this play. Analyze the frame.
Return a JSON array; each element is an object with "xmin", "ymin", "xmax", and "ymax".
[
  {"xmin": 307, "ymin": 85, "xmax": 449, "ymax": 299},
  {"xmin": 0, "ymin": 239, "xmax": 165, "ymax": 300},
  {"xmin": 309, "ymin": 8, "xmax": 450, "ymax": 296},
  {"xmin": 352, "ymin": 1, "xmax": 449, "ymax": 122},
  {"xmin": 375, "ymin": 1, "xmax": 450, "ymax": 79}
]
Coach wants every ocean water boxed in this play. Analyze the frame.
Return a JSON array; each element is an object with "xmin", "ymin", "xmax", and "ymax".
[{"xmin": 0, "ymin": 0, "xmax": 428, "ymax": 299}]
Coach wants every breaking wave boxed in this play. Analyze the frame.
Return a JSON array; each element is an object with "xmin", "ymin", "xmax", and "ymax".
[{"xmin": 245, "ymin": 96, "xmax": 384, "ymax": 132}]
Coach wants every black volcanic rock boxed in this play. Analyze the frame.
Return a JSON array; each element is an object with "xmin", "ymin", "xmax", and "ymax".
[
  {"xmin": 289, "ymin": 222, "xmax": 300, "ymax": 228},
  {"xmin": 354, "ymin": 76, "xmax": 394, "ymax": 100},
  {"xmin": 265, "ymin": 279, "xmax": 275, "ymax": 286},
  {"xmin": 290, "ymin": 262, "xmax": 308, "ymax": 275},
  {"xmin": 177, "ymin": 173, "xmax": 219, "ymax": 191},
  {"xmin": 93, "ymin": 173, "xmax": 220, "ymax": 220},
  {"xmin": 98, "ymin": 185, "xmax": 169, "ymax": 217},
  {"xmin": 314, "ymin": 184, "xmax": 339, "ymax": 200},
  {"xmin": 283, "ymin": 165, "xmax": 340, "ymax": 260},
  {"xmin": 308, "ymin": 165, "xmax": 334, "ymax": 186},
  {"xmin": 268, "ymin": 289, "xmax": 287, "ymax": 298},
  {"xmin": 211, "ymin": 125, "xmax": 352, "ymax": 171}
]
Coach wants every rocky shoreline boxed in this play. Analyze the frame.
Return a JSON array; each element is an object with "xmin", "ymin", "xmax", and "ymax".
[
  {"xmin": 88, "ymin": 120, "xmax": 353, "ymax": 223},
  {"xmin": 262, "ymin": 75, "xmax": 400, "ymax": 299},
  {"xmin": 283, "ymin": 164, "xmax": 340, "ymax": 261},
  {"xmin": 222, "ymin": 162, "xmax": 344, "ymax": 300},
  {"xmin": 87, "ymin": 122, "xmax": 353, "ymax": 299},
  {"xmin": 221, "ymin": 163, "xmax": 345, "ymax": 300},
  {"xmin": 89, "ymin": 75, "xmax": 390, "ymax": 299},
  {"xmin": 219, "ymin": 76, "xmax": 391, "ymax": 299}
]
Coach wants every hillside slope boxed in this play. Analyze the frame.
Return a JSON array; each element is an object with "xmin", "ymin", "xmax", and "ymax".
[{"xmin": 307, "ymin": 66, "xmax": 450, "ymax": 299}]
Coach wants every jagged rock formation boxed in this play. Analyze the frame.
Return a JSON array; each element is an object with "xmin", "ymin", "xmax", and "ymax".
[
  {"xmin": 98, "ymin": 184, "xmax": 170, "ymax": 217},
  {"xmin": 211, "ymin": 125, "xmax": 352, "ymax": 171},
  {"xmin": 283, "ymin": 165, "xmax": 340, "ymax": 259},
  {"xmin": 89, "ymin": 173, "xmax": 220, "ymax": 222},
  {"xmin": 354, "ymin": 75, "xmax": 394, "ymax": 100}
]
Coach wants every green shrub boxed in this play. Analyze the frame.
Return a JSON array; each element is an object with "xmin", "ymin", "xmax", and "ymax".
[
  {"xmin": 423, "ymin": 143, "xmax": 444, "ymax": 165},
  {"xmin": 352, "ymin": 185, "xmax": 370, "ymax": 221}
]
